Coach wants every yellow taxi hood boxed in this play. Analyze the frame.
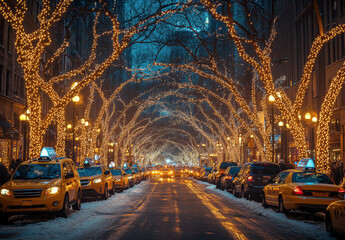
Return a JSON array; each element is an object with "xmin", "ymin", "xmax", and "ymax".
[
  {"xmin": 3, "ymin": 179, "xmax": 62, "ymax": 189},
  {"xmin": 80, "ymin": 175, "xmax": 102, "ymax": 181},
  {"xmin": 113, "ymin": 175, "xmax": 121, "ymax": 180},
  {"xmin": 294, "ymin": 183, "xmax": 340, "ymax": 191}
]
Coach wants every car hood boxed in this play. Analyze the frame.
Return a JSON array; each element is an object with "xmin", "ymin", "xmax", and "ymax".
[
  {"xmin": 80, "ymin": 175, "xmax": 102, "ymax": 181},
  {"xmin": 113, "ymin": 176, "xmax": 122, "ymax": 181},
  {"xmin": 3, "ymin": 179, "xmax": 61, "ymax": 189}
]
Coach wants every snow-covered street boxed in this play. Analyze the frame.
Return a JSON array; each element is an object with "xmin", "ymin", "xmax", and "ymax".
[{"xmin": 0, "ymin": 178, "xmax": 337, "ymax": 240}]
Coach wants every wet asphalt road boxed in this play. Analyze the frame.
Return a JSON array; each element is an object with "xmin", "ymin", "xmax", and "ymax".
[{"xmin": 103, "ymin": 177, "xmax": 321, "ymax": 240}]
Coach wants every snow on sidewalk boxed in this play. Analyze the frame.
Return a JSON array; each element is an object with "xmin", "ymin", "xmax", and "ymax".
[
  {"xmin": 0, "ymin": 182, "xmax": 150, "ymax": 240},
  {"xmin": 197, "ymin": 180, "xmax": 335, "ymax": 240}
]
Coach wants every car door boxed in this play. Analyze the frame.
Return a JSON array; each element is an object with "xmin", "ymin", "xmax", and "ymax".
[
  {"xmin": 269, "ymin": 172, "xmax": 289, "ymax": 206},
  {"xmin": 66, "ymin": 161, "xmax": 77, "ymax": 201}
]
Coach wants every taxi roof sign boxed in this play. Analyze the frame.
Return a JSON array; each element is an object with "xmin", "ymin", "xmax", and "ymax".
[
  {"xmin": 39, "ymin": 147, "xmax": 57, "ymax": 160},
  {"xmin": 296, "ymin": 158, "xmax": 315, "ymax": 171}
]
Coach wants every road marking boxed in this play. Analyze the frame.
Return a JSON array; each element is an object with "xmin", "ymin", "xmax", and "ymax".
[{"xmin": 187, "ymin": 181, "xmax": 248, "ymax": 240}]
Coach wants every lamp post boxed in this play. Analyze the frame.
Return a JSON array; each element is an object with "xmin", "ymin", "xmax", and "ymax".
[
  {"xmin": 239, "ymin": 135, "xmax": 242, "ymax": 163},
  {"xmin": 303, "ymin": 112, "xmax": 318, "ymax": 160},
  {"xmin": 19, "ymin": 109, "xmax": 30, "ymax": 161},
  {"xmin": 269, "ymin": 95, "xmax": 275, "ymax": 163},
  {"xmin": 72, "ymin": 95, "xmax": 80, "ymax": 164}
]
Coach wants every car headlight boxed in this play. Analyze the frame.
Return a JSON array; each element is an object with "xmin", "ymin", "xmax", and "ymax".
[
  {"xmin": 93, "ymin": 178, "xmax": 102, "ymax": 183},
  {"xmin": 45, "ymin": 187, "xmax": 60, "ymax": 195},
  {"xmin": 0, "ymin": 188, "xmax": 11, "ymax": 197},
  {"xmin": 128, "ymin": 176, "xmax": 132, "ymax": 179}
]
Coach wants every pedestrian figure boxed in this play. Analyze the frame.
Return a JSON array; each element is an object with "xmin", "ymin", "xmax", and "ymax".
[{"xmin": 279, "ymin": 159, "xmax": 287, "ymax": 171}]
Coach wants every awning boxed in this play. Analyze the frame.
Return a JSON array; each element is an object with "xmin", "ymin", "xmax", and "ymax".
[{"xmin": 0, "ymin": 114, "xmax": 19, "ymax": 140}]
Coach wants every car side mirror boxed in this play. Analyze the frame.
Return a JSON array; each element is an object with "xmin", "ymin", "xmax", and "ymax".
[
  {"xmin": 65, "ymin": 172, "xmax": 74, "ymax": 179},
  {"xmin": 104, "ymin": 170, "xmax": 110, "ymax": 175}
]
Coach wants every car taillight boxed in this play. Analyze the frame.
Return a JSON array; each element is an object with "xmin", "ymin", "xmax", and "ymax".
[
  {"xmin": 292, "ymin": 186, "xmax": 304, "ymax": 195},
  {"xmin": 225, "ymin": 176, "xmax": 232, "ymax": 180},
  {"xmin": 247, "ymin": 176, "xmax": 253, "ymax": 182},
  {"xmin": 339, "ymin": 188, "xmax": 345, "ymax": 193}
]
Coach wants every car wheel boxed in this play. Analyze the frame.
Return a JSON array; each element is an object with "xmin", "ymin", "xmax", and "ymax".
[
  {"xmin": 232, "ymin": 187, "xmax": 238, "ymax": 197},
  {"xmin": 279, "ymin": 196, "xmax": 288, "ymax": 214},
  {"xmin": 102, "ymin": 185, "xmax": 108, "ymax": 200},
  {"xmin": 262, "ymin": 194, "xmax": 268, "ymax": 208},
  {"xmin": 72, "ymin": 190, "xmax": 82, "ymax": 211},
  {"xmin": 111, "ymin": 182, "xmax": 116, "ymax": 195},
  {"xmin": 325, "ymin": 212, "xmax": 334, "ymax": 234},
  {"xmin": 58, "ymin": 194, "xmax": 70, "ymax": 218},
  {"xmin": 241, "ymin": 189, "xmax": 246, "ymax": 199}
]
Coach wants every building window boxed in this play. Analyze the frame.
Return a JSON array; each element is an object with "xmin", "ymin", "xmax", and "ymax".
[
  {"xmin": 7, "ymin": 25, "xmax": 12, "ymax": 53},
  {"xmin": 341, "ymin": 0, "xmax": 344, "ymax": 16},
  {"xmin": 6, "ymin": 70, "xmax": 11, "ymax": 96},
  {"xmin": 341, "ymin": 33, "xmax": 345, "ymax": 58},
  {"xmin": 0, "ymin": 64, "xmax": 3, "ymax": 93},
  {"xmin": 0, "ymin": 17, "xmax": 4, "ymax": 46},
  {"xmin": 36, "ymin": 1, "xmax": 42, "ymax": 23},
  {"xmin": 332, "ymin": 0, "xmax": 338, "ymax": 21}
]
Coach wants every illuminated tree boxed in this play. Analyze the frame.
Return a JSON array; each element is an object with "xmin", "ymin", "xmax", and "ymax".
[{"xmin": 0, "ymin": 0, "xmax": 186, "ymax": 158}]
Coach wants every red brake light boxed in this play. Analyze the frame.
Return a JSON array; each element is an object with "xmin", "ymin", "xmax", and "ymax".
[
  {"xmin": 339, "ymin": 188, "xmax": 345, "ymax": 193},
  {"xmin": 292, "ymin": 186, "xmax": 304, "ymax": 195},
  {"xmin": 247, "ymin": 176, "xmax": 253, "ymax": 182}
]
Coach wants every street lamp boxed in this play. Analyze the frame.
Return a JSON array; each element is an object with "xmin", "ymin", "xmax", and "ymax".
[
  {"xmin": 72, "ymin": 95, "xmax": 80, "ymax": 164},
  {"xmin": 239, "ymin": 135, "xmax": 242, "ymax": 163},
  {"xmin": 269, "ymin": 95, "xmax": 275, "ymax": 163},
  {"xmin": 303, "ymin": 111, "xmax": 317, "ymax": 159},
  {"xmin": 19, "ymin": 109, "xmax": 30, "ymax": 161}
]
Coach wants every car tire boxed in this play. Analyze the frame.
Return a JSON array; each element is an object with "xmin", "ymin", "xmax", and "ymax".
[
  {"xmin": 279, "ymin": 196, "xmax": 288, "ymax": 214},
  {"xmin": 72, "ymin": 190, "xmax": 82, "ymax": 211},
  {"xmin": 325, "ymin": 212, "xmax": 334, "ymax": 234},
  {"xmin": 241, "ymin": 189, "xmax": 246, "ymax": 199},
  {"xmin": 58, "ymin": 194, "xmax": 70, "ymax": 218},
  {"xmin": 232, "ymin": 187, "xmax": 238, "ymax": 197},
  {"xmin": 262, "ymin": 194, "xmax": 268, "ymax": 208},
  {"xmin": 111, "ymin": 182, "xmax": 116, "ymax": 195},
  {"xmin": 102, "ymin": 185, "xmax": 108, "ymax": 200}
]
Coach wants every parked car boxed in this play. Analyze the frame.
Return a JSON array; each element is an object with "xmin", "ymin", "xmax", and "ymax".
[
  {"xmin": 0, "ymin": 153, "xmax": 81, "ymax": 223},
  {"xmin": 161, "ymin": 168, "xmax": 174, "ymax": 178},
  {"xmin": 262, "ymin": 169, "xmax": 342, "ymax": 214},
  {"xmin": 109, "ymin": 168, "xmax": 129, "ymax": 192},
  {"xmin": 77, "ymin": 164, "xmax": 115, "ymax": 200},
  {"xmin": 123, "ymin": 168, "xmax": 135, "ymax": 187},
  {"xmin": 220, "ymin": 166, "xmax": 241, "ymax": 191},
  {"xmin": 325, "ymin": 191, "xmax": 345, "ymax": 236},
  {"xmin": 201, "ymin": 167, "xmax": 213, "ymax": 181},
  {"xmin": 216, "ymin": 162, "xmax": 238, "ymax": 188},
  {"xmin": 174, "ymin": 168, "xmax": 182, "ymax": 178},
  {"xmin": 208, "ymin": 168, "xmax": 218, "ymax": 184},
  {"xmin": 233, "ymin": 162, "xmax": 281, "ymax": 200}
]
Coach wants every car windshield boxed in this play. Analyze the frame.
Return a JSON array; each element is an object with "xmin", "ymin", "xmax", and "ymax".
[
  {"xmin": 132, "ymin": 168, "xmax": 138, "ymax": 173},
  {"xmin": 124, "ymin": 168, "xmax": 132, "ymax": 174},
  {"xmin": 13, "ymin": 164, "xmax": 61, "ymax": 180},
  {"xmin": 292, "ymin": 172, "xmax": 334, "ymax": 184},
  {"xmin": 110, "ymin": 169, "xmax": 122, "ymax": 176},
  {"xmin": 77, "ymin": 167, "xmax": 102, "ymax": 177},
  {"xmin": 251, "ymin": 164, "xmax": 280, "ymax": 174},
  {"xmin": 220, "ymin": 162, "xmax": 237, "ymax": 169},
  {"xmin": 228, "ymin": 167, "xmax": 241, "ymax": 175}
]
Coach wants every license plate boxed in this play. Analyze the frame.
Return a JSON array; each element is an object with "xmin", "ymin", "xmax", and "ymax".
[
  {"xmin": 313, "ymin": 192, "xmax": 329, "ymax": 198},
  {"xmin": 22, "ymin": 200, "xmax": 33, "ymax": 206}
]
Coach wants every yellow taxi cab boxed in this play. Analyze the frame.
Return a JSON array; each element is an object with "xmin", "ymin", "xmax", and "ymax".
[
  {"xmin": 109, "ymin": 168, "xmax": 129, "ymax": 192},
  {"xmin": 77, "ymin": 163, "xmax": 115, "ymax": 200},
  {"xmin": 0, "ymin": 148, "xmax": 81, "ymax": 223},
  {"xmin": 325, "ymin": 191, "xmax": 345, "ymax": 236},
  {"xmin": 262, "ymin": 159, "xmax": 341, "ymax": 214}
]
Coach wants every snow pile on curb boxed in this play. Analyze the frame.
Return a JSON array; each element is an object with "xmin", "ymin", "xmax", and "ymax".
[{"xmin": 198, "ymin": 181, "xmax": 334, "ymax": 240}]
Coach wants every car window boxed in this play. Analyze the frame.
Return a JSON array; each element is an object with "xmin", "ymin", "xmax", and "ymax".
[
  {"xmin": 110, "ymin": 169, "xmax": 122, "ymax": 176},
  {"xmin": 77, "ymin": 167, "xmax": 102, "ymax": 177},
  {"xmin": 228, "ymin": 167, "xmax": 241, "ymax": 175},
  {"xmin": 292, "ymin": 172, "xmax": 334, "ymax": 184},
  {"xmin": 66, "ymin": 162, "xmax": 74, "ymax": 175},
  {"xmin": 278, "ymin": 172, "xmax": 289, "ymax": 184},
  {"xmin": 251, "ymin": 164, "xmax": 280, "ymax": 175},
  {"xmin": 13, "ymin": 164, "xmax": 61, "ymax": 180},
  {"xmin": 124, "ymin": 168, "xmax": 133, "ymax": 174},
  {"xmin": 62, "ymin": 162, "xmax": 68, "ymax": 176}
]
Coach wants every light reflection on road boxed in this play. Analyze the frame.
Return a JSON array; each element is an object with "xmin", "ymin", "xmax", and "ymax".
[{"xmin": 186, "ymin": 180, "xmax": 248, "ymax": 240}]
